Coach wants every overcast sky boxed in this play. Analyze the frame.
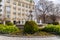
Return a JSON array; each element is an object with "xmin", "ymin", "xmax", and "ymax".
[
  {"xmin": 34, "ymin": 0, "xmax": 60, "ymax": 4},
  {"xmin": 34, "ymin": 0, "xmax": 39, "ymax": 4},
  {"xmin": 48, "ymin": 0, "xmax": 60, "ymax": 4}
]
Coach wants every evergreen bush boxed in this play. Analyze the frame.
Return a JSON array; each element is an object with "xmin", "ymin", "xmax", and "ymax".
[{"xmin": 24, "ymin": 21, "xmax": 39, "ymax": 34}]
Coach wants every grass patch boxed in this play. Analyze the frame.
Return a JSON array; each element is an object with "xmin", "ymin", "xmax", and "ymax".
[{"xmin": 12, "ymin": 29, "xmax": 54, "ymax": 37}]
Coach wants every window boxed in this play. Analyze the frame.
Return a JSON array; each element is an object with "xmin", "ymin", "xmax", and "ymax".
[
  {"xmin": 7, "ymin": 11, "xmax": 10, "ymax": 15},
  {"xmin": 26, "ymin": 5, "xmax": 28, "ymax": 8},
  {"xmin": 0, "ymin": 14, "xmax": 2, "ymax": 16},
  {"xmin": 0, "ymin": 9, "xmax": 2, "ymax": 12},
  {"xmin": 0, "ymin": 4, "xmax": 2, "ymax": 7},
  {"xmin": 18, "ymin": 3, "xmax": 21, "ymax": 6},
  {"xmin": 22, "ymin": 13, "xmax": 24, "ymax": 16},
  {"xmin": 18, "ymin": 8, "xmax": 21, "ymax": 10},
  {"xmin": 29, "ymin": 6, "xmax": 31, "ymax": 8},
  {"xmin": 6, "ymin": 6, "xmax": 11, "ymax": 12},
  {"xmin": 13, "ymin": 2, "xmax": 16, "ymax": 5},
  {"xmin": 18, "ymin": 13, "xmax": 21, "ymax": 15},
  {"xmin": 22, "ymin": 4, "xmax": 24, "ymax": 7},
  {"xmin": 30, "ymin": 0, "xmax": 32, "ymax": 3},
  {"xmin": 26, "ymin": 10, "xmax": 28, "ymax": 12},
  {"xmin": 7, "ymin": 0, "xmax": 10, "ymax": 3},
  {"xmin": 13, "ymin": 12, "xmax": 16, "ymax": 15},
  {"xmin": 13, "ymin": 16, "xmax": 16, "ymax": 20},
  {"xmin": 26, "ymin": 0, "xmax": 33, "ymax": 3},
  {"xmin": 13, "ymin": 3, "xmax": 16, "ymax": 8},
  {"xmin": 33, "ymin": 7, "xmax": 34, "ymax": 9},
  {"xmin": 26, "ymin": 0, "xmax": 29, "ymax": 1},
  {"xmin": 7, "ymin": 15, "xmax": 10, "ymax": 18},
  {"xmin": 13, "ymin": 7, "xmax": 16, "ymax": 10},
  {"xmin": 22, "ymin": 9, "xmax": 24, "ymax": 12},
  {"xmin": 6, "ymin": 6, "xmax": 11, "ymax": 15}
]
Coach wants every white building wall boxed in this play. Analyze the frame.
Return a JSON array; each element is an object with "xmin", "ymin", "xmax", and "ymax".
[
  {"xmin": 0, "ymin": 0, "xmax": 35, "ymax": 24},
  {"xmin": 0, "ymin": 0, "xmax": 5, "ymax": 19}
]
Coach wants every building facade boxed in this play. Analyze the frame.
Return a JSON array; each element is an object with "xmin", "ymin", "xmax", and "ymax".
[{"xmin": 0, "ymin": 0, "xmax": 35, "ymax": 24}]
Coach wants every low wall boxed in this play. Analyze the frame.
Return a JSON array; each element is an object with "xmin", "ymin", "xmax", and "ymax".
[
  {"xmin": 16, "ymin": 24, "xmax": 24, "ymax": 29},
  {"xmin": 16, "ymin": 24, "xmax": 44, "ymax": 29}
]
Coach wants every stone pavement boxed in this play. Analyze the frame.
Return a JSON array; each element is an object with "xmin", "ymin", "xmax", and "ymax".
[{"xmin": 0, "ymin": 36, "xmax": 60, "ymax": 40}]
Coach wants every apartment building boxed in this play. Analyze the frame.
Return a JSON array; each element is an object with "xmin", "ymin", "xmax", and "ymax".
[{"xmin": 0, "ymin": 0, "xmax": 35, "ymax": 24}]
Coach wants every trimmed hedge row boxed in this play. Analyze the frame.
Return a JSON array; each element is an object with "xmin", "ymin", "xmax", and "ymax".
[
  {"xmin": 0, "ymin": 24, "xmax": 20, "ymax": 34},
  {"xmin": 43, "ymin": 24, "xmax": 60, "ymax": 34}
]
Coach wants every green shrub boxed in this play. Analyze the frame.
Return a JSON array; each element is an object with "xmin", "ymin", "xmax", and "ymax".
[
  {"xmin": 52, "ymin": 22, "xmax": 59, "ymax": 25},
  {"xmin": 24, "ymin": 21, "xmax": 39, "ymax": 34},
  {"xmin": 54, "ymin": 25, "xmax": 60, "ymax": 34},
  {"xmin": 6, "ymin": 22, "xmax": 14, "ymax": 26},
  {"xmin": 43, "ymin": 24, "xmax": 55, "ymax": 32},
  {"xmin": 0, "ymin": 24, "xmax": 5, "ymax": 27},
  {"xmin": 43, "ymin": 24, "xmax": 60, "ymax": 35},
  {"xmin": 0, "ymin": 24, "xmax": 20, "ymax": 34}
]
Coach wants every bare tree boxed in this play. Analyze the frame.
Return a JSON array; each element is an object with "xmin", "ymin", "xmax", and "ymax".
[
  {"xmin": 49, "ymin": 4, "xmax": 60, "ymax": 23},
  {"xmin": 35, "ymin": 0, "xmax": 60, "ymax": 24},
  {"xmin": 35, "ymin": 0, "xmax": 54, "ymax": 23}
]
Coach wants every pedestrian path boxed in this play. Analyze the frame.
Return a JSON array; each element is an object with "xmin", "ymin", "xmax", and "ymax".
[{"xmin": 0, "ymin": 36, "xmax": 60, "ymax": 40}]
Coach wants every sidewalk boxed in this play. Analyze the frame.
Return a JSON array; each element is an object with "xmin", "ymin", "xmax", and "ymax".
[{"xmin": 0, "ymin": 35, "xmax": 60, "ymax": 40}]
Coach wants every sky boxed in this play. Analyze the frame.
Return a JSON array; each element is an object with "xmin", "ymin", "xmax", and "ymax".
[
  {"xmin": 34, "ymin": 0, "xmax": 60, "ymax": 4},
  {"xmin": 34, "ymin": 0, "xmax": 39, "ymax": 4},
  {"xmin": 48, "ymin": 0, "xmax": 60, "ymax": 4}
]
